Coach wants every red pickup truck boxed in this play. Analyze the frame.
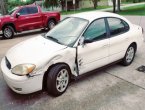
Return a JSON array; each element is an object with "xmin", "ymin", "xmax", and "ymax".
[{"xmin": 0, "ymin": 5, "xmax": 60, "ymax": 39}]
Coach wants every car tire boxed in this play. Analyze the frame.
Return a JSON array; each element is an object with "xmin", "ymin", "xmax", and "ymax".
[
  {"xmin": 46, "ymin": 64, "xmax": 70, "ymax": 97},
  {"xmin": 48, "ymin": 19, "xmax": 56, "ymax": 30},
  {"xmin": 121, "ymin": 44, "xmax": 136, "ymax": 66},
  {"xmin": 2, "ymin": 26, "xmax": 14, "ymax": 39}
]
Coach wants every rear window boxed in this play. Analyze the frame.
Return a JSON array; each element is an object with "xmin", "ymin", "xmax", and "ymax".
[{"xmin": 107, "ymin": 17, "xmax": 129, "ymax": 36}]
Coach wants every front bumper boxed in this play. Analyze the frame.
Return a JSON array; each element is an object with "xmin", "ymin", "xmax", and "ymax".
[{"xmin": 1, "ymin": 58, "xmax": 44, "ymax": 94}]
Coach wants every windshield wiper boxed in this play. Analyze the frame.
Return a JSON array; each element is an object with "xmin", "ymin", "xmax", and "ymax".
[{"xmin": 47, "ymin": 36, "xmax": 61, "ymax": 44}]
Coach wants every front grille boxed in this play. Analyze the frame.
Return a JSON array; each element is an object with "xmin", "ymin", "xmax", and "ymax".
[{"xmin": 5, "ymin": 57, "xmax": 11, "ymax": 69}]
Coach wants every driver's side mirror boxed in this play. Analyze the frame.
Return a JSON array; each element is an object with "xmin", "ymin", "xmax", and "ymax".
[
  {"xmin": 79, "ymin": 37, "xmax": 85, "ymax": 46},
  {"xmin": 79, "ymin": 37, "xmax": 93, "ymax": 46},
  {"xmin": 16, "ymin": 13, "xmax": 20, "ymax": 18}
]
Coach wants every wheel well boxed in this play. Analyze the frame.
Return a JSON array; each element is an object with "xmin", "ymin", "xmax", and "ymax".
[
  {"xmin": 130, "ymin": 42, "xmax": 137, "ymax": 52},
  {"xmin": 48, "ymin": 18, "xmax": 57, "ymax": 24},
  {"xmin": 2, "ymin": 23, "xmax": 16, "ymax": 32},
  {"xmin": 42, "ymin": 63, "xmax": 72, "ymax": 90}
]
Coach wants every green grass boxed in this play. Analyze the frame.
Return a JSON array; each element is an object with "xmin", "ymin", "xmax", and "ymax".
[
  {"xmin": 121, "ymin": 2, "xmax": 133, "ymax": 4},
  {"xmin": 118, "ymin": 4, "xmax": 145, "ymax": 15},
  {"xmin": 61, "ymin": 6, "xmax": 111, "ymax": 15}
]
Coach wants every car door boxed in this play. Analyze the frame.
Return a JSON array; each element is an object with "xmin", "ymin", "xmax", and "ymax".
[
  {"xmin": 27, "ymin": 6, "xmax": 43, "ymax": 29},
  {"xmin": 16, "ymin": 6, "xmax": 42, "ymax": 31},
  {"xmin": 106, "ymin": 17, "xmax": 130, "ymax": 63},
  {"xmin": 77, "ymin": 18, "xmax": 109, "ymax": 75},
  {"xmin": 16, "ymin": 7, "xmax": 30, "ymax": 31}
]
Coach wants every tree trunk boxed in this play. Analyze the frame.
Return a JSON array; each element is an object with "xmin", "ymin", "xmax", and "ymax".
[
  {"xmin": 60, "ymin": 0, "xmax": 64, "ymax": 10},
  {"xmin": 94, "ymin": 2, "xmax": 96, "ymax": 9},
  {"xmin": 93, "ymin": 0, "xmax": 97, "ymax": 9},
  {"xmin": 0, "ymin": 0, "xmax": 7, "ymax": 15},
  {"xmin": 117, "ymin": 0, "xmax": 120, "ymax": 12},
  {"xmin": 113, "ymin": 0, "xmax": 116, "ymax": 13}
]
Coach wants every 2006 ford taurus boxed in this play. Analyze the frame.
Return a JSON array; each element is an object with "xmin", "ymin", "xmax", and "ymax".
[{"xmin": 1, "ymin": 12, "xmax": 144, "ymax": 96}]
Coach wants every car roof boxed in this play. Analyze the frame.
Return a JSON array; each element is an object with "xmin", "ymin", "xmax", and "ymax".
[
  {"xmin": 71, "ymin": 11, "xmax": 131, "ymax": 24},
  {"xmin": 19, "ymin": 4, "xmax": 37, "ymax": 8}
]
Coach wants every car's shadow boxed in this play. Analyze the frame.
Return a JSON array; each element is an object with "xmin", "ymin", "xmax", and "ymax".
[
  {"xmin": 0, "ymin": 29, "xmax": 47, "ymax": 40},
  {"xmin": 14, "ymin": 30, "xmax": 47, "ymax": 38}
]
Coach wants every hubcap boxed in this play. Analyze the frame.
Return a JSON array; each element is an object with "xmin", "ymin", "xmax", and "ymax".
[
  {"xmin": 4, "ymin": 28, "xmax": 12, "ymax": 38},
  {"xmin": 56, "ymin": 69, "xmax": 69, "ymax": 92},
  {"xmin": 126, "ymin": 47, "xmax": 134, "ymax": 63},
  {"xmin": 49, "ymin": 21, "xmax": 55, "ymax": 29}
]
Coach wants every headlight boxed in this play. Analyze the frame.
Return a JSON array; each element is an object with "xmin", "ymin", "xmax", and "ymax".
[{"xmin": 11, "ymin": 64, "xmax": 36, "ymax": 76}]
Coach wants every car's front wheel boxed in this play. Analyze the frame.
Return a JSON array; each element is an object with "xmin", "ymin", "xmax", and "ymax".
[
  {"xmin": 121, "ymin": 44, "xmax": 136, "ymax": 66},
  {"xmin": 46, "ymin": 64, "xmax": 70, "ymax": 96},
  {"xmin": 2, "ymin": 26, "xmax": 14, "ymax": 39}
]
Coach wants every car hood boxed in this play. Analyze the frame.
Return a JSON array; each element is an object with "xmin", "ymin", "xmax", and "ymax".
[
  {"xmin": 6, "ymin": 36, "xmax": 67, "ymax": 68},
  {"xmin": 0, "ymin": 15, "xmax": 11, "ymax": 19}
]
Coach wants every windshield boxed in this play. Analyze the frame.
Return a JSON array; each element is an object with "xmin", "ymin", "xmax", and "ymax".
[
  {"xmin": 45, "ymin": 17, "xmax": 89, "ymax": 47},
  {"xmin": 8, "ymin": 7, "xmax": 19, "ymax": 15}
]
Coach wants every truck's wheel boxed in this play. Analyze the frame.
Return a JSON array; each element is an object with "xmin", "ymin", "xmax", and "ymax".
[
  {"xmin": 48, "ymin": 20, "xmax": 56, "ymax": 30},
  {"xmin": 46, "ymin": 64, "xmax": 70, "ymax": 96},
  {"xmin": 2, "ymin": 26, "xmax": 14, "ymax": 39}
]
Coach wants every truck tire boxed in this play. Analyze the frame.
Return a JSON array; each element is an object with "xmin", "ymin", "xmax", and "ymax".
[
  {"xmin": 2, "ymin": 26, "xmax": 14, "ymax": 39},
  {"xmin": 48, "ymin": 19, "xmax": 56, "ymax": 30},
  {"xmin": 46, "ymin": 64, "xmax": 70, "ymax": 96}
]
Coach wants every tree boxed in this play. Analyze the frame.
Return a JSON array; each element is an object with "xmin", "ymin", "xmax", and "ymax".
[
  {"xmin": 91, "ymin": 0, "xmax": 100, "ymax": 9},
  {"xmin": 0, "ymin": 0, "xmax": 7, "ymax": 15},
  {"xmin": 112, "ymin": 0, "xmax": 116, "ymax": 13},
  {"xmin": 44, "ymin": 0, "xmax": 59, "ymax": 9},
  {"xmin": 112, "ymin": 0, "xmax": 121, "ymax": 13},
  {"xmin": 60, "ymin": 0, "xmax": 65, "ymax": 10},
  {"xmin": 117, "ymin": 0, "xmax": 121, "ymax": 12}
]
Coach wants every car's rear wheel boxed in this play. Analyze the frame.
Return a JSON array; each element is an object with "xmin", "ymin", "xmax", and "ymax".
[
  {"xmin": 121, "ymin": 44, "xmax": 136, "ymax": 66},
  {"xmin": 46, "ymin": 64, "xmax": 70, "ymax": 96},
  {"xmin": 48, "ymin": 19, "xmax": 56, "ymax": 30},
  {"xmin": 2, "ymin": 26, "xmax": 14, "ymax": 39}
]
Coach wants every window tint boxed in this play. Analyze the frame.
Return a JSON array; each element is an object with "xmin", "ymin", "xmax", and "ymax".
[
  {"xmin": 83, "ymin": 18, "xmax": 107, "ymax": 42},
  {"xmin": 28, "ymin": 7, "xmax": 38, "ymax": 14},
  {"xmin": 18, "ymin": 8, "xmax": 28, "ymax": 15},
  {"xmin": 107, "ymin": 18, "xmax": 129, "ymax": 36}
]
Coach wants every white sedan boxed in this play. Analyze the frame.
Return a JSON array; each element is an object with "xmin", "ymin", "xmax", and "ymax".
[{"xmin": 1, "ymin": 12, "xmax": 144, "ymax": 96}]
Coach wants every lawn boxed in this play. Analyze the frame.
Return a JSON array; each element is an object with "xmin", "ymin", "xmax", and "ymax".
[
  {"xmin": 61, "ymin": 6, "xmax": 111, "ymax": 15},
  {"xmin": 61, "ymin": 3, "xmax": 145, "ymax": 16},
  {"xmin": 118, "ymin": 4, "xmax": 145, "ymax": 15}
]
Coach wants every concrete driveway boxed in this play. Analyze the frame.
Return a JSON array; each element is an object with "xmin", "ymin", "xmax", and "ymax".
[{"xmin": 0, "ymin": 16, "xmax": 145, "ymax": 110}]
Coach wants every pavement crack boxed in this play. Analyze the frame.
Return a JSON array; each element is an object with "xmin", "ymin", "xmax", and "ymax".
[{"xmin": 105, "ymin": 71, "xmax": 145, "ymax": 91}]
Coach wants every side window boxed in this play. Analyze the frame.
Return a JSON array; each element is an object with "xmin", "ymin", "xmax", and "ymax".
[
  {"xmin": 28, "ymin": 7, "xmax": 38, "ymax": 14},
  {"xmin": 83, "ymin": 18, "xmax": 107, "ymax": 42},
  {"xmin": 107, "ymin": 18, "xmax": 129, "ymax": 36},
  {"xmin": 18, "ymin": 8, "xmax": 28, "ymax": 15}
]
